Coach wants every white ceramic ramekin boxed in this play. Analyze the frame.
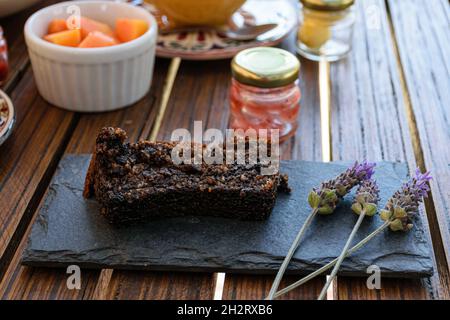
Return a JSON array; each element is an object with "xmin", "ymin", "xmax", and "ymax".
[{"xmin": 24, "ymin": 1, "xmax": 158, "ymax": 112}]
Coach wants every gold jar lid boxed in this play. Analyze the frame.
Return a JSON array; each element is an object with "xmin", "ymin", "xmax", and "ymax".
[
  {"xmin": 231, "ymin": 47, "xmax": 300, "ymax": 88},
  {"xmin": 301, "ymin": 0, "xmax": 354, "ymax": 11}
]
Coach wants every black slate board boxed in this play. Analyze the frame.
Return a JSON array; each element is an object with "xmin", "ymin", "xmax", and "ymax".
[{"xmin": 22, "ymin": 155, "xmax": 434, "ymax": 278}]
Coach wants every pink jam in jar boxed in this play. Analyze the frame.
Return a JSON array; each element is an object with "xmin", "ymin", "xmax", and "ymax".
[
  {"xmin": 230, "ymin": 47, "xmax": 301, "ymax": 141},
  {"xmin": 0, "ymin": 26, "xmax": 8, "ymax": 85}
]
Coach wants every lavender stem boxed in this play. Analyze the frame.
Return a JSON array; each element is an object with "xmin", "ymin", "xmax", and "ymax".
[
  {"xmin": 317, "ymin": 210, "xmax": 367, "ymax": 300},
  {"xmin": 273, "ymin": 220, "xmax": 390, "ymax": 299},
  {"xmin": 266, "ymin": 208, "xmax": 319, "ymax": 300}
]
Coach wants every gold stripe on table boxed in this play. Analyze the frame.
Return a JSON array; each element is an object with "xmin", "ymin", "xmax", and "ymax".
[{"xmin": 319, "ymin": 59, "xmax": 336, "ymax": 300}]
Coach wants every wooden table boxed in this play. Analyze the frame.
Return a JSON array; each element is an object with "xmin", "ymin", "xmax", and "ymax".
[{"xmin": 1, "ymin": 0, "xmax": 449, "ymax": 300}]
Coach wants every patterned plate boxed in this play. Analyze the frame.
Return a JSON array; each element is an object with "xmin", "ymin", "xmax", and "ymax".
[
  {"xmin": 144, "ymin": 0, "xmax": 298, "ymax": 60},
  {"xmin": 0, "ymin": 90, "xmax": 15, "ymax": 146}
]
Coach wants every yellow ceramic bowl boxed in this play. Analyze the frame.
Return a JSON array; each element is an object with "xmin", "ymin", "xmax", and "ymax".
[{"xmin": 147, "ymin": 0, "xmax": 246, "ymax": 26}]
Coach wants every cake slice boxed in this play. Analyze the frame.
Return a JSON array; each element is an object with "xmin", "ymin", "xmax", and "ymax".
[{"xmin": 84, "ymin": 127, "xmax": 289, "ymax": 224}]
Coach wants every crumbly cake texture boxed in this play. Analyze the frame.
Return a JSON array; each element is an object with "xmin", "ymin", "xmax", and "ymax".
[{"xmin": 84, "ymin": 127, "xmax": 290, "ymax": 224}]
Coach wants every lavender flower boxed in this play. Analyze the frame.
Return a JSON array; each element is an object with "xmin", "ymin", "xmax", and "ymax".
[
  {"xmin": 351, "ymin": 179, "xmax": 380, "ymax": 217},
  {"xmin": 268, "ymin": 161, "xmax": 375, "ymax": 300},
  {"xmin": 380, "ymin": 169, "xmax": 432, "ymax": 231},
  {"xmin": 318, "ymin": 177, "xmax": 380, "ymax": 300},
  {"xmin": 308, "ymin": 161, "xmax": 376, "ymax": 215},
  {"xmin": 273, "ymin": 169, "xmax": 432, "ymax": 299}
]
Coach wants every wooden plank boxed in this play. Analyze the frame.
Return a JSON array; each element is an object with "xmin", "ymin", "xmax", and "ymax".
[
  {"xmin": 223, "ymin": 274, "xmax": 324, "ymax": 300},
  {"xmin": 0, "ymin": 67, "xmax": 77, "ymax": 279},
  {"xmin": 0, "ymin": 1, "xmax": 70, "ymax": 270},
  {"xmin": 330, "ymin": 0, "xmax": 437, "ymax": 299},
  {"xmin": 336, "ymin": 278, "xmax": 429, "ymax": 300},
  {"xmin": 0, "ymin": 60, "xmax": 188, "ymax": 299},
  {"xmin": 0, "ymin": 246, "xmax": 98, "ymax": 300},
  {"xmin": 0, "ymin": 0, "xmax": 79, "ymax": 295},
  {"xmin": 387, "ymin": 0, "xmax": 450, "ymax": 299},
  {"xmin": 156, "ymin": 59, "xmax": 231, "ymax": 139},
  {"xmin": 106, "ymin": 271, "xmax": 215, "ymax": 300}
]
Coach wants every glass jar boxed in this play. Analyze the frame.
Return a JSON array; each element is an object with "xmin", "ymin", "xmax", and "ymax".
[
  {"xmin": 229, "ymin": 47, "xmax": 301, "ymax": 142},
  {"xmin": 297, "ymin": 0, "xmax": 356, "ymax": 62},
  {"xmin": 0, "ymin": 26, "xmax": 8, "ymax": 85}
]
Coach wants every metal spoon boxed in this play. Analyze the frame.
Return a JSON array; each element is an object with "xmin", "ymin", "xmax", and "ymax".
[{"xmin": 159, "ymin": 23, "xmax": 278, "ymax": 41}]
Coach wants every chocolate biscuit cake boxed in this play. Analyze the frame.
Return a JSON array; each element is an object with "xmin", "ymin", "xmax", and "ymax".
[{"xmin": 84, "ymin": 127, "xmax": 289, "ymax": 224}]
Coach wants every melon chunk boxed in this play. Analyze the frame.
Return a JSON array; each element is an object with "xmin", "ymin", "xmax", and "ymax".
[
  {"xmin": 78, "ymin": 31, "xmax": 119, "ymax": 48},
  {"xmin": 48, "ymin": 19, "xmax": 68, "ymax": 34},
  {"xmin": 79, "ymin": 16, "xmax": 115, "ymax": 39},
  {"xmin": 44, "ymin": 29, "xmax": 82, "ymax": 47},
  {"xmin": 115, "ymin": 18, "xmax": 148, "ymax": 43}
]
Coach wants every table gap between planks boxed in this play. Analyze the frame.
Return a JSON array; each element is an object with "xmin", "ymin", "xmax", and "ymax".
[{"xmin": 0, "ymin": 0, "xmax": 449, "ymax": 300}]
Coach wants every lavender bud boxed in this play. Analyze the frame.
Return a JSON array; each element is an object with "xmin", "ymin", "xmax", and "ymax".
[
  {"xmin": 308, "ymin": 161, "xmax": 376, "ymax": 215},
  {"xmin": 380, "ymin": 168, "xmax": 432, "ymax": 232},
  {"xmin": 351, "ymin": 179, "xmax": 380, "ymax": 217}
]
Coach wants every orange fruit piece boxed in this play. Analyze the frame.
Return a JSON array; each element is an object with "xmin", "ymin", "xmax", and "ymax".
[
  {"xmin": 44, "ymin": 29, "xmax": 82, "ymax": 47},
  {"xmin": 115, "ymin": 18, "xmax": 148, "ymax": 43},
  {"xmin": 79, "ymin": 16, "xmax": 115, "ymax": 39},
  {"xmin": 48, "ymin": 19, "xmax": 68, "ymax": 34},
  {"xmin": 78, "ymin": 31, "xmax": 119, "ymax": 48}
]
